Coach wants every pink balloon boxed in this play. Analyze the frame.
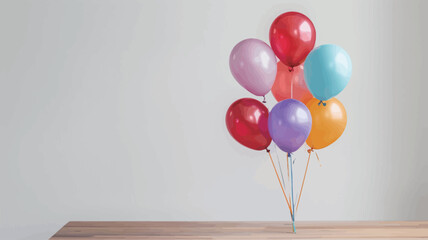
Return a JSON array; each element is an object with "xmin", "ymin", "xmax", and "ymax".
[
  {"xmin": 229, "ymin": 39, "xmax": 277, "ymax": 96},
  {"xmin": 271, "ymin": 63, "xmax": 313, "ymax": 104}
]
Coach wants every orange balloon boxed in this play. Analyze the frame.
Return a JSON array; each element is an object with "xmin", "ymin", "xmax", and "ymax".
[
  {"xmin": 271, "ymin": 62, "xmax": 313, "ymax": 104},
  {"xmin": 306, "ymin": 98, "xmax": 347, "ymax": 150}
]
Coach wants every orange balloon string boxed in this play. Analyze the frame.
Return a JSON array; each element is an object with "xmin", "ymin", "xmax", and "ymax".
[
  {"xmin": 296, "ymin": 148, "xmax": 313, "ymax": 212},
  {"xmin": 314, "ymin": 150, "xmax": 322, "ymax": 167},
  {"xmin": 267, "ymin": 150, "xmax": 293, "ymax": 217}
]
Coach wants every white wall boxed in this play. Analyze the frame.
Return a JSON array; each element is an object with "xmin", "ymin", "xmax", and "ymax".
[{"xmin": 1, "ymin": 0, "xmax": 427, "ymax": 239}]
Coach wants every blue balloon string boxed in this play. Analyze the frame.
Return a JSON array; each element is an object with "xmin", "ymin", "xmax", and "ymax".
[{"xmin": 289, "ymin": 153, "xmax": 296, "ymax": 233}]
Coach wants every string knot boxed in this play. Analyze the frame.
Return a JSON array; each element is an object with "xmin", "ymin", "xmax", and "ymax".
[{"xmin": 318, "ymin": 100, "xmax": 326, "ymax": 106}]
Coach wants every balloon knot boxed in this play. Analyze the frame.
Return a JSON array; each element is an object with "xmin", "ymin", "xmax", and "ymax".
[
  {"xmin": 266, "ymin": 148, "xmax": 270, "ymax": 153},
  {"xmin": 318, "ymin": 100, "xmax": 326, "ymax": 106},
  {"xmin": 262, "ymin": 95, "xmax": 266, "ymax": 103},
  {"xmin": 307, "ymin": 148, "xmax": 314, "ymax": 153},
  {"xmin": 288, "ymin": 66, "xmax": 294, "ymax": 72}
]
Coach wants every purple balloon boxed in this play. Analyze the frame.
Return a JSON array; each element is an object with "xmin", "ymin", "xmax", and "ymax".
[
  {"xmin": 229, "ymin": 39, "xmax": 277, "ymax": 96},
  {"xmin": 268, "ymin": 99, "xmax": 312, "ymax": 153}
]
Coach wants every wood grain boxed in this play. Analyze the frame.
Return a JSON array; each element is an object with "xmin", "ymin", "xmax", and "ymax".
[{"xmin": 50, "ymin": 221, "xmax": 428, "ymax": 239}]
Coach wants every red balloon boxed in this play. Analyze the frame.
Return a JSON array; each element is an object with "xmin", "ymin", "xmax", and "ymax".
[
  {"xmin": 271, "ymin": 63, "xmax": 313, "ymax": 104},
  {"xmin": 226, "ymin": 98, "xmax": 271, "ymax": 151},
  {"xmin": 269, "ymin": 12, "xmax": 316, "ymax": 68}
]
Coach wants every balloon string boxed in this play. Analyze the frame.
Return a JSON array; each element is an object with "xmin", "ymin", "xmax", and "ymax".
[
  {"xmin": 296, "ymin": 150, "xmax": 312, "ymax": 212},
  {"xmin": 289, "ymin": 66, "xmax": 294, "ymax": 99},
  {"xmin": 274, "ymin": 145, "xmax": 287, "ymax": 191},
  {"xmin": 285, "ymin": 152, "xmax": 290, "ymax": 179},
  {"xmin": 286, "ymin": 153, "xmax": 290, "ymax": 203},
  {"xmin": 291, "ymin": 77, "xmax": 294, "ymax": 99},
  {"xmin": 314, "ymin": 150, "xmax": 322, "ymax": 167},
  {"xmin": 288, "ymin": 153, "xmax": 296, "ymax": 233},
  {"xmin": 267, "ymin": 150, "xmax": 293, "ymax": 218}
]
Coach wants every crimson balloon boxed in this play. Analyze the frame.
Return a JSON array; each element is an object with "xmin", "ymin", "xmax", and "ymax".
[
  {"xmin": 225, "ymin": 98, "xmax": 271, "ymax": 150},
  {"xmin": 269, "ymin": 12, "xmax": 316, "ymax": 68}
]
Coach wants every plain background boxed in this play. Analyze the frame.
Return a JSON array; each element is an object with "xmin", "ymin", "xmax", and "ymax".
[{"xmin": 1, "ymin": 0, "xmax": 427, "ymax": 239}]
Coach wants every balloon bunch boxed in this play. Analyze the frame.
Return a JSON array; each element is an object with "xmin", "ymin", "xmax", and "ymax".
[{"xmin": 226, "ymin": 12, "xmax": 352, "ymax": 233}]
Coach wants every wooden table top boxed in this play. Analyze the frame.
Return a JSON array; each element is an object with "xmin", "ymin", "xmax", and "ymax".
[{"xmin": 50, "ymin": 221, "xmax": 428, "ymax": 239}]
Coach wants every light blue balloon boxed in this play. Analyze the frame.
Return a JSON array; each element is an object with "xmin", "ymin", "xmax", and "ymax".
[{"xmin": 304, "ymin": 44, "xmax": 352, "ymax": 101}]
